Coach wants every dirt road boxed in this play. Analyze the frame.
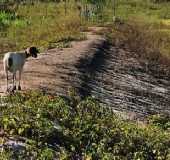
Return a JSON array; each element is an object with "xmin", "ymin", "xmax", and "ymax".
[
  {"xmin": 0, "ymin": 29, "xmax": 170, "ymax": 118},
  {"xmin": 0, "ymin": 31, "xmax": 105, "ymax": 95}
]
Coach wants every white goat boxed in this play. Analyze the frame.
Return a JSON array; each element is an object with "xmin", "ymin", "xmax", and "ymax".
[{"xmin": 3, "ymin": 46, "xmax": 39, "ymax": 92}]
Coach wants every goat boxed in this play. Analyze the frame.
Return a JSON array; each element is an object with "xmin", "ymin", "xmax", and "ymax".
[{"xmin": 3, "ymin": 46, "xmax": 39, "ymax": 92}]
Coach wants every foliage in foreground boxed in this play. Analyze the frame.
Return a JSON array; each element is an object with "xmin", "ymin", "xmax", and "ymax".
[{"xmin": 0, "ymin": 91, "xmax": 169, "ymax": 159}]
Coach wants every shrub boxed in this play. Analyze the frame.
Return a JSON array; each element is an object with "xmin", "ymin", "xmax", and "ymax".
[{"xmin": 0, "ymin": 91, "xmax": 170, "ymax": 159}]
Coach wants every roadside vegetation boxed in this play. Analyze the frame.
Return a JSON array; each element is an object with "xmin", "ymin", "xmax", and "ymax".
[
  {"xmin": 104, "ymin": 0, "xmax": 170, "ymax": 75},
  {"xmin": 0, "ymin": 91, "xmax": 170, "ymax": 159},
  {"xmin": 0, "ymin": 0, "xmax": 169, "ymax": 58}
]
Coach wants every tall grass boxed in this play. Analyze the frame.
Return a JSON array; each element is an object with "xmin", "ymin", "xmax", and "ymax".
[
  {"xmin": 0, "ymin": 0, "xmax": 169, "ymax": 56},
  {"xmin": 0, "ymin": 1, "xmax": 85, "ymax": 55},
  {"xmin": 104, "ymin": 0, "xmax": 170, "ymax": 61},
  {"xmin": 105, "ymin": 17, "xmax": 170, "ymax": 78},
  {"xmin": 116, "ymin": 0, "xmax": 170, "ymax": 20}
]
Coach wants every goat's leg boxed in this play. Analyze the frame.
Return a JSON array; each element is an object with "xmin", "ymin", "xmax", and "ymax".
[
  {"xmin": 6, "ymin": 71, "xmax": 9, "ymax": 92},
  {"xmin": 12, "ymin": 73, "xmax": 16, "ymax": 92},
  {"xmin": 18, "ymin": 71, "xmax": 21, "ymax": 91},
  {"xmin": 14, "ymin": 73, "xmax": 16, "ymax": 89}
]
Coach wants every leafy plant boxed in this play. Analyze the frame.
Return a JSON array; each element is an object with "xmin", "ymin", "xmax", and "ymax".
[{"xmin": 0, "ymin": 91, "xmax": 170, "ymax": 159}]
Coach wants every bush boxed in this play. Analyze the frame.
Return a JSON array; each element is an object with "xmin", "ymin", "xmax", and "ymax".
[{"xmin": 0, "ymin": 91, "xmax": 170, "ymax": 159}]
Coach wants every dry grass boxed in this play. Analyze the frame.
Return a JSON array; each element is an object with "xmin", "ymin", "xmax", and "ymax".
[
  {"xmin": 113, "ymin": 19, "xmax": 170, "ymax": 55},
  {"xmin": 106, "ymin": 17, "xmax": 170, "ymax": 76}
]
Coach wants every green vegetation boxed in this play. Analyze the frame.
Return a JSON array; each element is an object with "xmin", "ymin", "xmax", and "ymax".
[
  {"xmin": 0, "ymin": 91, "xmax": 169, "ymax": 159},
  {"xmin": 0, "ymin": 0, "xmax": 169, "ymax": 56},
  {"xmin": 0, "ymin": 1, "xmax": 85, "ymax": 54},
  {"xmin": 115, "ymin": 0, "xmax": 170, "ymax": 20}
]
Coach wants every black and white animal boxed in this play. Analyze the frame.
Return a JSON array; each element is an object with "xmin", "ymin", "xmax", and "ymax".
[{"xmin": 3, "ymin": 46, "xmax": 39, "ymax": 92}]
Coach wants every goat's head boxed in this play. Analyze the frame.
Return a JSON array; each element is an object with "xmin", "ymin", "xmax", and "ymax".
[{"xmin": 26, "ymin": 46, "xmax": 39, "ymax": 58}]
